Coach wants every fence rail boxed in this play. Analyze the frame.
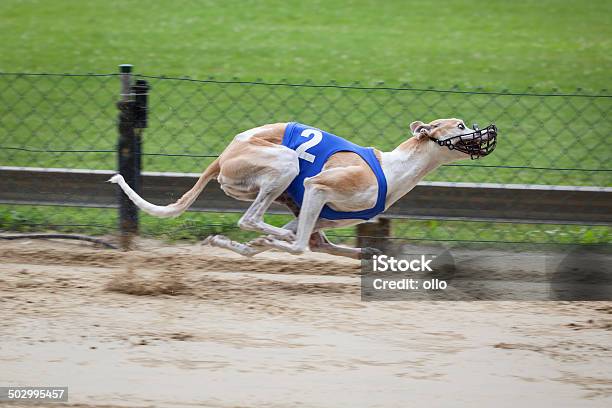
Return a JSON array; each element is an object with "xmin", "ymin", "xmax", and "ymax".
[
  {"xmin": 0, "ymin": 69, "xmax": 611, "ymax": 246},
  {"xmin": 2, "ymin": 167, "xmax": 611, "ymax": 227}
]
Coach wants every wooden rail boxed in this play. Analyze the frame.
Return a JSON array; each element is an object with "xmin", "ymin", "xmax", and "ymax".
[{"xmin": 2, "ymin": 166, "xmax": 611, "ymax": 226}]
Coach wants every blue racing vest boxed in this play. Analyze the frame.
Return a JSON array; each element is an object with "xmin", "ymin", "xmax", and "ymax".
[{"xmin": 281, "ymin": 122, "xmax": 387, "ymax": 220}]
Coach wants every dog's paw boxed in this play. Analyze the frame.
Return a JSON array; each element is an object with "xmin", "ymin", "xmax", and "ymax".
[
  {"xmin": 107, "ymin": 174, "xmax": 124, "ymax": 184},
  {"xmin": 276, "ymin": 229, "xmax": 296, "ymax": 242}
]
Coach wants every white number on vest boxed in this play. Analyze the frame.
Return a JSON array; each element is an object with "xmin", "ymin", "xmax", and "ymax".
[{"xmin": 296, "ymin": 129, "xmax": 323, "ymax": 163}]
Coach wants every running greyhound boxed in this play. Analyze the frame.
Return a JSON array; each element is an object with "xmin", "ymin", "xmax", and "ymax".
[{"xmin": 109, "ymin": 119, "xmax": 497, "ymax": 259}]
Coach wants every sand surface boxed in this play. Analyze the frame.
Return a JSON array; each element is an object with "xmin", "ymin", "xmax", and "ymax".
[{"xmin": 1, "ymin": 238, "xmax": 611, "ymax": 407}]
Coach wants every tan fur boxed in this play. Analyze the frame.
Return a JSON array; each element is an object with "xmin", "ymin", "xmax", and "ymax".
[
  {"xmin": 309, "ymin": 165, "xmax": 374, "ymax": 192},
  {"xmin": 174, "ymin": 157, "xmax": 220, "ymax": 207},
  {"xmin": 320, "ymin": 152, "xmax": 377, "ymax": 192},
  {"xmin": 396, "ymin": 135, "xmax": 428, "ymax": 152},
  {"xmin": 428, "ymin": 118, "xmax": 464, "ymax": 139}
]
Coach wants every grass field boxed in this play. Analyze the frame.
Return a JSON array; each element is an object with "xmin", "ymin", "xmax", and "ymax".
[
  {"xmin": 1, "ymin": 0, "xmax": 610, "ymax": 90},
  {"xmin": 1, "ymin": 0, "xmax": 611, "ymax": 244}
]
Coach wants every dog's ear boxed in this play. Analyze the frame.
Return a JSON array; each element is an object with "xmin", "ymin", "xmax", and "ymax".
[{"xmin": 410, "ymin": 121, "xmax": 432, "ymax": 139}]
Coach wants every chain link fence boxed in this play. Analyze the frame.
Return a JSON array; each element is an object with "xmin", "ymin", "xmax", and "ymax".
[{"xmin": 1, "ymin": 72, "xmax": 611, "ymax": 245}]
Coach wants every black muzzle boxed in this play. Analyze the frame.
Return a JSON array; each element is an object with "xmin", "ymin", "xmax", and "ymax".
[{"xmin": 431, "ymin": 123, "xmax": 498, "ymax": 159}]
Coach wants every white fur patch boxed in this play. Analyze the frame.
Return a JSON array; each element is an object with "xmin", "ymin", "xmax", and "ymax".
[{"xmin": 234, "ymin": 128, "xmax": 262, "ymax": 142}]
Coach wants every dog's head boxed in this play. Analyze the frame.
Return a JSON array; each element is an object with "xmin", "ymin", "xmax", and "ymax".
[{"xmin": 410, "ymin": 118, "xmax": 497, "ymax": 160}]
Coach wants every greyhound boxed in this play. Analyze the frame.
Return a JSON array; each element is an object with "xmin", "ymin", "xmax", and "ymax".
[{"xmin": 109, "ymin": 119, "xmax": 497, "ymax": 259}]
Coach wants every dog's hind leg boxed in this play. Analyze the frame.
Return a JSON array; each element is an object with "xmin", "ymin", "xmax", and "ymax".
[
  {"xmin": 236, "ymin": 186, "xmax": 296, "ymax": 241},
  {"xmin": 258, "ymin": 181, "xmax": 329, "ymax": 255},
  {"xmin": 219, "ymin": 144, "xmax": 299, "ymax": 240},
  {"xmin": 204, "ymin": 219, "xmax": 299, "ymax": 257},
  {"xmin": 203, "ymin": 235, "xmax": 269, "ymax": 257}
]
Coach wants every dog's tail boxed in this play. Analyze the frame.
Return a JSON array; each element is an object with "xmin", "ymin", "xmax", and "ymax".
[{"xmin": 108, "ymin": 158, "xmax": 221, "ymax": 218}]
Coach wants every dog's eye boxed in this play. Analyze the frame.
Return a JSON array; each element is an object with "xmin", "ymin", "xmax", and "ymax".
[{"xmin": 458, "ymin": 123, "xmax": 465, "ymax": 130}]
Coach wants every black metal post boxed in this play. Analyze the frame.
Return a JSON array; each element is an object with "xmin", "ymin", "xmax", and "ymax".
[
  {"xmin": 357, "ymin": 217, "xmax": 391, "ymax": 254},
  {"xmin": 117, "ymin": 64, "xmax": 138, "ymax": 249},
  {"xmin": 132, "ymin": 79, "xmax": 149, "ymax": 129},
  {"xmin": 132, "ymin": 79, "xmax": 149, "ymax": 196}
]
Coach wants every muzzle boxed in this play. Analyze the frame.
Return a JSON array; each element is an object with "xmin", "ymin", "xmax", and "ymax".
[{"xmin": 430, "ymin": 123, "xmax": 498, "ymax": 159}]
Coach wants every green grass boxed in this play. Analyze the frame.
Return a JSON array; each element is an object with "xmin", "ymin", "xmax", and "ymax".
[
  {"xmin": 1, "ymin": 0, "xmax": 610, "ymax": 90},
  {"xmin": 1, "ymin": 204, "xmax": 609, "ymax": 245},
  {"xmin": 0, "ymin": 0, "xmax": 610, "ymax": 244}
]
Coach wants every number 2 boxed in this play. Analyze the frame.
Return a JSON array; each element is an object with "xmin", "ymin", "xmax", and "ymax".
[{"xmin": 295, "ymin": 129, "xmax": 323, "ymax": 163}]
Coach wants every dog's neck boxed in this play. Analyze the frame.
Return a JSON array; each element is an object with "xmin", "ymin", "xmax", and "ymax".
[{"xmin": 381, "ymin": 137, "xmax": 453, "ymax": 207}]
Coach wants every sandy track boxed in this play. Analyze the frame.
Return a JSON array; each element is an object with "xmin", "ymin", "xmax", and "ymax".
[{"xmin": 1, "ymin": 238, "xmax": 611, "ymax": 408}]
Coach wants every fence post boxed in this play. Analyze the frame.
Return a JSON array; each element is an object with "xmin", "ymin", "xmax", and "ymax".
[
  {"xmin": 116, "ymin": 64, "xmax": 139, "ymax": 249},
  {"xmin": 132, "ymin": 79, "xmax": 149, "ymax": 182},
  {"xmin": 357, "ymin": 217, "xmax": 391, "ymax": 253}
]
